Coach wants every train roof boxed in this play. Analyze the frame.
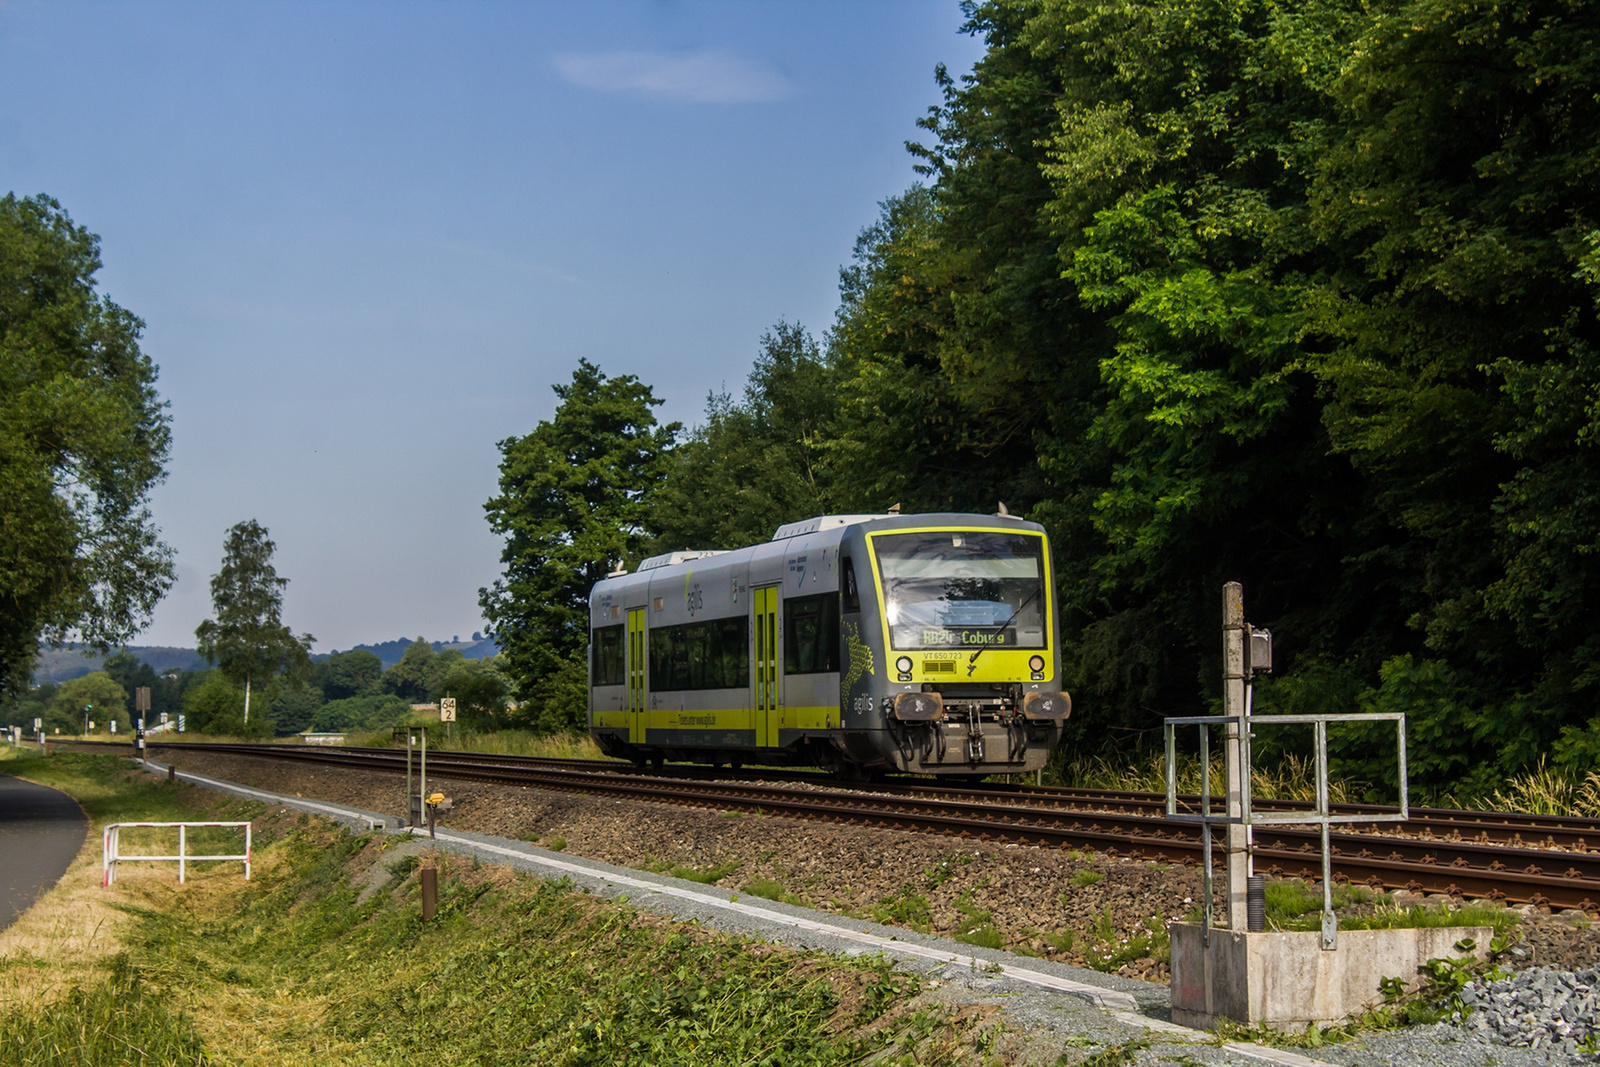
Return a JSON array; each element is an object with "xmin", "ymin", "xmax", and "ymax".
[{"xmin": 594, "ymin": 511, "xmax": 1043, "ymax": 596}]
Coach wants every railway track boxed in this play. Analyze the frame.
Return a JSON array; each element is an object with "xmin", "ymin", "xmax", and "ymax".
[{"xmin": 69, "ymin": 739, "xmax": 1600, "ymax": 909}]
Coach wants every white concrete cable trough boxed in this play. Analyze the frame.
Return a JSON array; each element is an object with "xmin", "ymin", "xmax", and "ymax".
[{"xmin": 101, "ymin": 821, "xmax": 252, "ymax": 886}]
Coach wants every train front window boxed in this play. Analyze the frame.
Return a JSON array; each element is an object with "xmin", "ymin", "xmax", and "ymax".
[{"xmin": 871, "ymin": 531, "xmax": 1047, "ymax": 651}]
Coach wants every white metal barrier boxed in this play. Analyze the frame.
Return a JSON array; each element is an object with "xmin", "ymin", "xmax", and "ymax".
[{"xmin": 102, "ymin": 822, "xmax": 252, "ymax": 886}]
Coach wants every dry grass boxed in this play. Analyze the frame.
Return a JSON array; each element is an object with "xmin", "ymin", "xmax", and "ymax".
[
  {"xmin": 1481, "ymin": 759, "xmax": 1600, "ymax": 818},
  {"xmin": 0, "ymin": 769, "xmax": 273, "ymax": 1010},
  {"xmin": 0, "ymin": 834, "xmax": 132, "ymax": 1006},
  {"xmin": 445, "ymin": 729, "xmax": 609, "ymax": 760},
  {"xmin": 342, "ymin": 726, "xmax": 611, "ymax": 760},
  {"xmin": 1054, "ymin": 749, "xmax": 1352, "ymax": 804}
]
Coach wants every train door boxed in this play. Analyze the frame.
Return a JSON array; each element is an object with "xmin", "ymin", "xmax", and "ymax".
[
  {"xmin": 753, "ymin": 586, "xmax": 780, "ymax": 747},
  {"xmin": 627, "ymin": 607, "xmax": 647, "ymax": 744}
]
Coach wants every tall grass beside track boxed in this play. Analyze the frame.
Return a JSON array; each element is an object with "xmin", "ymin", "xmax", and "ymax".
[
  {"xmin": 1050, "ymin": 747, "xmax": 1600, "ymax": 817},
  {"xmin": 0, "ymin": 749, "xmax": 998, "ymax": 1066}
]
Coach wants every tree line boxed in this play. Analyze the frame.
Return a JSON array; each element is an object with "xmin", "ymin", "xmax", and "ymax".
[
  {"xmin": 484, "ymin": 0, "xmax": 1600, "ymax": 798},
  {"xmin": 3, "ymin": 638, "xmax": 510, "ymax": 740}
]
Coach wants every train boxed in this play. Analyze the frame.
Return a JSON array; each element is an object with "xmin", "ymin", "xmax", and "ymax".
[{"xmin": 587, "ymin": 512, "xmax": 1070, "ymax": 779}]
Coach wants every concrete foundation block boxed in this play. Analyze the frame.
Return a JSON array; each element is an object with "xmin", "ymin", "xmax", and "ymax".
[{"xmin": 1169, "ymin": 922, "xmax": 1492, "ymax": 1030}]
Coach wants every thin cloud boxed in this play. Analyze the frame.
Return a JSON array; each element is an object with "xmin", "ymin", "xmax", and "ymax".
[{"xmin": 554, "ymin": 49, "xmax": 795, "ymax": 104}]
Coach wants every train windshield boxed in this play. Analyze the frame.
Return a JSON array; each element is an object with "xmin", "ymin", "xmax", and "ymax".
[{"xmin": 871, "ymin": 531, "xmax": 1047, "ymax": 651}]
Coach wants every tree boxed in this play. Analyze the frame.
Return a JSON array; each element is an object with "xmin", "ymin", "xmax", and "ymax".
[
  {"xmin": 432, "ymin": 657, "xmax": 510, "ymax": 728},
  {"xmin": 181, "ymin": 670, "xmax": 252, "ymax": 736},
  {"xmin": 0, "ymin": 194, "xmax": 175, "ymax": 698},
  {"xmin": 102, "ymin": 650, "xmax": 174, "ymax": 719},
  {"xmin": 650, "ymin": 323, "xmax": 843, "ymax": 551},
  {"xmin": 51, "ymin": 671, "xmax": 129, "ymax": 734},
  {"xmin": 382, "ymin": 638, "xmax": 455, "ymax": 702},
  {"xmin": 310, "ymin": 648, "xmax": 383, "ymax": 701},
  {"xmin": 481, "ymin": 360, "xmax": 678, "ymax": 729},
  {"xmin": 194, "ymin": 520, "xmax": 313, "ymax": 727}
]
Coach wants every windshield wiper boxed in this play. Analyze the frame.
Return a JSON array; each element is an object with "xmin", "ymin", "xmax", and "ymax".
[{"xmin": 966, "ymin": 586, "xmax": 1042, "ymax": 676}]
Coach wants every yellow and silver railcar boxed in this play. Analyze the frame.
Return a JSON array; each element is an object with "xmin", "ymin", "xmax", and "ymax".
[{"xmin": 588, "ymin": 512, "xmax": 1070, "ymax": 778}]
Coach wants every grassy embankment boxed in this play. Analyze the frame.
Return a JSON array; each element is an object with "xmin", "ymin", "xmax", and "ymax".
[{"xmin": 0, "ymin": 749, "xmax": 1004, "ymax": 1065}]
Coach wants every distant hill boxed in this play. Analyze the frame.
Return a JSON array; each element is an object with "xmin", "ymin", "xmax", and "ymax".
[
  {"xmin": 325, "ymin": 635, "xmax": 499, "ymax": 668},
  {"xmin": 31, "ymin": 645, "xmax": 207, "ymax": 686},
  {"xmin": 30, "ymin": 633, "xmax": 498, "ymax": 686}
]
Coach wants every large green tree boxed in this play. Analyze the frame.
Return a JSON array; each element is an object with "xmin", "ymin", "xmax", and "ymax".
[
  {"xmin": 309, "ymin": 648, "xmax": 384, "ymax": 701},
  {"xmin": 481, "ymin": 360, "xmax": 678, "ymax": 730},
  {"xmin": 195, "ymin": 520, "xmax": 313, "ymax": 728},
  {"xmin": 1297, "ymin": 0, "xmax": 1600, "ymax": 788},
  {"xmin": 0, "ymin": 194, "xmax": 175, "ymax": 698},
  {"xmin": 818, "ymin": 0, "xmax": 1599, "ymax": 790},
  {"xmin": 650, "ymin": 323, "xmax": 843, "ymax": 551},
  {"xmin": 50, "ymin": 671, "xmax": 129, "ymax": 735}
]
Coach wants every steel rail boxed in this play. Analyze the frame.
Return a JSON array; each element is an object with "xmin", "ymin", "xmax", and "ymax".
[
  {"xmin": 76, "ymin": 739, "xmax": 1600, "ymax": 909},
  {"xmin": 84, "ymin": 739, "xmax": 1600, "ymax": 850}
]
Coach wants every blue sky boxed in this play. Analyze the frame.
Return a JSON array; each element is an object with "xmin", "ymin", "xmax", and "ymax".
[{"xmin": 0, "ymin": 1, "xmax": 984, "ymax": 651}]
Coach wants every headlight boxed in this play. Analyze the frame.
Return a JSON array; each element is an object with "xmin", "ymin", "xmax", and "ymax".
[
  {"xmin": 896, "ymin": 656, "xmax": 913, "ymax": 673},
  {"xmin": 1029, "ymin": 655, "xmax": 1045, "ymax": 672}
]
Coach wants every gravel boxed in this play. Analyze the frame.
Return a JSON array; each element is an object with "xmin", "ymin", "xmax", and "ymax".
[{"xmin": 1457, "ymin": 965, "xmax": 1599, "ymax": 1055}]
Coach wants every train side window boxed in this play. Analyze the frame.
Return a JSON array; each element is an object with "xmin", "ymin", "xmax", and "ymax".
[
  {"xmin": 647, "ymin": 615, "xmax": 749, "ymax": 690},
  {"xmin": 784, "ymin": 593, "xmax": 840, "ymax": 674},
  {"xmin": 841, "ymin": 557, "xmax": 860, "ymax": 613},
  {"xmin": 591, "ymin": 624, "xmax": 625, "ymax": 686}
]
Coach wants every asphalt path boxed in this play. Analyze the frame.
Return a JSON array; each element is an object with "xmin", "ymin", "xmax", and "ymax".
[{"xmin": 0, "ymin": 774, "xmax": 88, "ymax": 933}]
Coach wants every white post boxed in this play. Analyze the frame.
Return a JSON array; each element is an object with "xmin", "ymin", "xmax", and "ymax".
[
  {"xmin": 1223, "ymin": 582, "xmax": 1249, "ymax": 931},
  {"xmin": 245, "ymin": 824, "xmax": 252, "ymax": 880},
  {"xmin": 243, "ymin": 675, "xmax": 251, "ymax": 726},
  {"xmin": 179, "ymin": 824, "xmax": 186, "ymax": 884}
]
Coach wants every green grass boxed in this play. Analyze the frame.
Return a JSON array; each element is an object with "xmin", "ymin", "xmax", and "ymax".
[
  {"xmin": 1068, "ymin": 869, "xmax": 1104, "ymax": 888},
  {"xmin": 0, "ymin": 954, "xmax": 207, "ymax": 1066},
  {"xmin": 1263, "ymin": 880, "xmax": 1517, "ymax": 933},
  {"xmin": 922, "ymin": 851, "xmax": 973, "ymax": 889},
  {"xmin": 951, "ymin": 891, "xmax": 1005, "ymax": 950},
  {"xmin": 1041, "ymin": 928, "xmax": 1077, "ymax": 954},
  {"xmin": 1050, "ymin": 748, "xmax": 1352, "ymax": 804},
  {"xmin": 1065, "ymin": 1038, "xmax": 1150, "ymax": 1066},
  {"xmin": 870, "ymin": 887, "xmax": 933, "ymax": 932},
  {"xmin": 661, "ymin": 860, "xmax": 740, "ymax": 885},
  {"xmin": 1076, "ymin": 905, "xmax": 1170, "ymax": 973},
  {"xmin": 0, "ymin": 750, "xmax": 992, "ymax": 1066},
  {"xmin": 741, "ymin": 878, "xmax": 808, "ymax": 906}
]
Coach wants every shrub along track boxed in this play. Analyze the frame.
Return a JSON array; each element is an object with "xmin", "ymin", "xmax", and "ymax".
[{"xmin": 69, "ymin": 740, "xmax": 1600, "ymax": 910}]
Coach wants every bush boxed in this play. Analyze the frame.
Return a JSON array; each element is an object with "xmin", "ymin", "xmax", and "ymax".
[
  {"xmin": 181, "ymin": 670, "xmax": 269, "ymax": 737},
  {"xmin": 311, "ymin": 694, "xmax": 412, "ymax": 733},
  {"xmin": 507, "ymin": 654, "xmax": 587, "ymax": 734}
]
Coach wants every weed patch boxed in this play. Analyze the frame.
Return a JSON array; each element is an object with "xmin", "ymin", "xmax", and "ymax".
[
  {"xmin": 742, "ymin": 878, "xmax": 807, "ymax": 906},
  {"xmin": 951, "ymin": 892, "xmax": 1005, "ymax": 950},
  {"xmin": 871, "ymin": 887, "xmax": 933, "ymax": 932},
  {"xmin": 1263, "ymin": 880, "xmax": 1517, "ymax": 933}
]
